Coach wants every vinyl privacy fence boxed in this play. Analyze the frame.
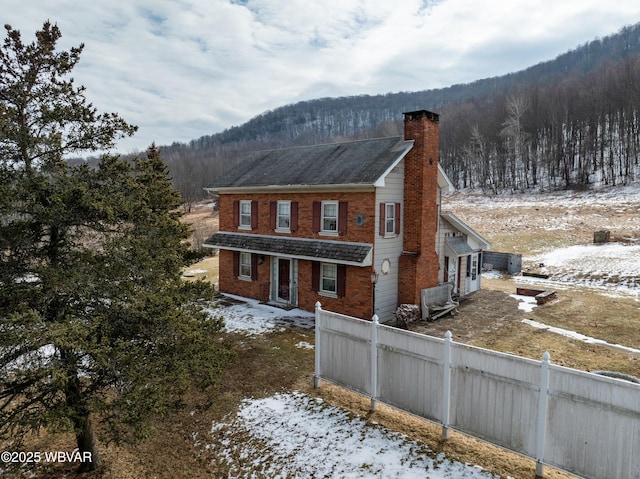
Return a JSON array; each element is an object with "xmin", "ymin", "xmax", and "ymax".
[{"xmin": 312, "ymin": 303, "xmax": 640, "ymax": 479}]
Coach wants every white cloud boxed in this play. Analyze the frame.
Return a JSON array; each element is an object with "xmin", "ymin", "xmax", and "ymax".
[{"xmin": 4, "ymin": 0, "xmax": 640, "ymax": 153}]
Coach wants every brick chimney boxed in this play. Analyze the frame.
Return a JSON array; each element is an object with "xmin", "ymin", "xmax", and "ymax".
[{"xmin": 398, "ymin": 110, "xmax": 441, "ymax": 306}]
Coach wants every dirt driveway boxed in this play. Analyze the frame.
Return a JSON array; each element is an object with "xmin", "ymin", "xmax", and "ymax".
[{"xmin": 398, "ymin": 288, "xmax": 524, "ymax": 341}]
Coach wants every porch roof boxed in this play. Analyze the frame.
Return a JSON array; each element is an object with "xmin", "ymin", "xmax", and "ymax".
[
  {"xmin": 445, "ymin": 236, "xmax": 475, "ymax": 256},
  {"xmin": 204, "ymin": 232, "xmax": 373, "ymax": 266}
]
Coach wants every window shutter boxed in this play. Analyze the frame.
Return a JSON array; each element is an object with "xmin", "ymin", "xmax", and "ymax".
[
  {"xmin": 233, "ymin": 200, "xmax": 240, "ymax": 227},
  {"xmin": 312, "ymin": 262, "xmax": 320, "ymax": 291},
  {"xmin": 379, "ymin": 203, "xmax": 386, "ymax": 236},
  {"xmin": 270, "ymin": 201, "xmax": 277, "ymax": 229},
  {"xmin": 233, "ymin": 251, "xmax": 240, "ymax": 277},
  {"xmin": 291, "ymin": 202, "xmax": 298, "ymax": 231},
  {"xmin": 338, "ymin": 201, "xmax": 348, "ymax": 234},
  {"xmin": 395, "ymin": 203, "xmax": 401, "ymax": 235},
  {"xmin": 312, "ymin": 202, "xmax": 321, "ymax": 233},
  {"xmin": 466, "ymin": 255, "xmax": 471, "ymax": 277},
  {"xmin": 251, "ymin": 254, "xmax": 259, "ymax": 280},
  {"xmin": 251, "ymin": 201, "xmax": 258, "ymax": 230},
  {"xmin": 337, "ymin": 264, "xmax": 346, "ymax": 298}
]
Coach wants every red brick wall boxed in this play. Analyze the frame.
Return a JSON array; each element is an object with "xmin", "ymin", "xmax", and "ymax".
[
  {"xmin": 297, "ymin": 260, "xmax": 373, "ymax": 319},
  {"xmin": 217, "ymin": 190, "xmax": 375, "ymax": 319},
  {"xmin": 399, "ymin": 111, "xmax": 441, "ymax": 305},
  {"xmin": 219, "ymin": 191, "xmax": 376, "ymax": 243}
]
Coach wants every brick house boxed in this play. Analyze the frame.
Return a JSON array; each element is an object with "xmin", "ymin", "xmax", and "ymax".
[{"xmin": 204, "ymin": 110, "xmax": 489, "ymax": 321}]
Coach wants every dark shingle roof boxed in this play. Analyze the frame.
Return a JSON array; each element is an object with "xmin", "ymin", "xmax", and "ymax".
[
  {"xmin": 208, "ymin": 136, "xmax": 410, "ymax": 189},
  {"xmin": 204, "ymin": 232, "xmax": 373, "ymax": 265}
]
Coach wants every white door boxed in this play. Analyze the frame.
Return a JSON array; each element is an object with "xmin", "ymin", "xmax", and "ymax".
[{"xmin": 466, "ymin": 253, "xmax": 480, "ymax": 293}]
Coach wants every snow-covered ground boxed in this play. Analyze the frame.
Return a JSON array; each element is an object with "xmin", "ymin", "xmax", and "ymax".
[
  {"xmin": 530, "ymin": 242, "xmax": 640, "ymax": 293},
  {"xmin": 453, "ymin": 185, "xmax": 640, "ymax": 297},
  {"xmin": 205, "ymin": 293, "xmax": 314, "ymax": 335},
  {"xmin": 204, "ymin": 391, "xmax": 501, "ymax": 479}
]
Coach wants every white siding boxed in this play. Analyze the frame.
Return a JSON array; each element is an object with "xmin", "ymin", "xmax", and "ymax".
[{"xmin": 374, "ymin": 161, "xmax": 404, "ymax": 321}]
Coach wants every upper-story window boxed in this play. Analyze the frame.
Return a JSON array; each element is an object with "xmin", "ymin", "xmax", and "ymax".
[
  {"xmin": 239, "ymin": 200, "xmax": 252, "ymax": 229},
  {"xmin": 234, "ymin": 200, "xmax": 257, "ymax": 230},
  {"xmin": 277, "ymin": 201, "xmax": 291, "ymax": 230},
  {"xmin": 322, "ymin": 201, "xmax": 338, "ymax": 233},
  {"xmin": 270, "ymin": 201, "xmax": 298, "ymax": 233},
  {"xmin": 379, "ymin": 202, "xmax": 401, "ymax": 237},
  {"xmin": 313, "ymin": 201, "xmax": 346, "ymax": 235},
  {"xmin": 385, "ymin": 203, "xmax": 396, "ymax": 235}
]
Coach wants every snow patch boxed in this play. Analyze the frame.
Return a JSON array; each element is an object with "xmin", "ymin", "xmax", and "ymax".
[
  {"xmin": 205, "ymin": 294, "xmax": 315, "ymax": 335},
  {"xmin": 207, "ymin": 391, "xmax": 499, "ymax": 478},
  {"xmin": 522, "ymin": 319, "xmax": 640, "ymax": 354},
  {"xmin": 509, "ymin": 294, "xmax": 538, "ymax": 312}
]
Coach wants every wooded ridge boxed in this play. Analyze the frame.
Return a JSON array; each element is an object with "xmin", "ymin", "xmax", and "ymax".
[{"xmin": 157, "ymin": 22, "xmax": 640, "ymax": 203}]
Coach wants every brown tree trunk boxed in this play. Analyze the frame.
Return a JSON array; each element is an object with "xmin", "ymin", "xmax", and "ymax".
[
  {"xmin": 75, "ymin": 413, "xmax": 102, "ymax": 472},
  {"xmin": 62, "ymin": 350, "xmax": 102, "ymax": 472}
]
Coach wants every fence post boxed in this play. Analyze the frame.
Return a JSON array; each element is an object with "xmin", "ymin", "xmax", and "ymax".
[
  {"xmin": 536, "ymin": 352, "xmax": 551, "ymax": 478},
  {"xmin": 442, "ymin": 330, "xmax": 452, "ymax": 440},
  {"xmin": 313, "ymin": 302, "xmax": 322, "ymax": 389},
  {"xmin": 370, "ymin": 314, "xmax": 379, "ymax": 411}
]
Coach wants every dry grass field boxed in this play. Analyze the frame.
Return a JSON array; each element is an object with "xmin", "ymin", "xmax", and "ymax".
[{"xmin": 4, "ymin": 190, "xmax": 639, "ymax": 478}]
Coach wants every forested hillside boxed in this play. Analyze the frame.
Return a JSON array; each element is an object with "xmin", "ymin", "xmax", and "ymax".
[{"xmin": 160, "ymin": 22, "xmax": 640, "ymax": 203}]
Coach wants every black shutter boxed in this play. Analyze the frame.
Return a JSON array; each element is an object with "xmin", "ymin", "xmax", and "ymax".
[
  {"xmin": 291, "ymin": 202, "xmax": 298, "ymax": 232},
  {"xmin": 312, "ymin": 202, "xmax": 321, "ymax": 233},
  {"xmin": 251, "ymin": 254, "xmax": 258, "ymax": 280},
  {"xmin": 379, "ymin": 203, "xmax": 386, "ymax": 236},
  {"xmin": 312, "ymin": 262, "xmax": 320, "ymax": 292},
  {"xmin": 270, "ymin": 201, "xmax": 277, "ymax": 229},
  {"xmin": 233, "ymin": 200, "xmax": 239, "ymax": 227},
  {"xmin": 395, "ymin": 203, "xmax": 401, "ymax": 235},
  {"xmin": 337, "ymin": 264, "xmax": 346, "ymax": 297},
  {"xmin": 233, "ymin": 251, "xmax": 239, "ymax": 277},
  {"xmin": 251, "ymin": 201, "xmax": 258, "ymax": 230},
  {"xmin": 338, "ymin": 201, "xmax": 348, "ymax": 234}
]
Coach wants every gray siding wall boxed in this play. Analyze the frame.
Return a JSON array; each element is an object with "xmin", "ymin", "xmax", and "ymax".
[{"xmin": 373, "ymin": 160, "xmax": 404, "ymax": 322}]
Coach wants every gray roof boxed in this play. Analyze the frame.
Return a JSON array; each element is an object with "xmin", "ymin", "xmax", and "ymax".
[
  {"xmin": 207, "ymin": 136, "xmax": 411, "ymax": 189},
  {"xmin": 441, "ymin": 212, "xmax": 491, "ymax": 250},
  {"xmin": 204, "ymin": 232, "xmax": 373, "ymax": 266},
  {"xmin": 445, "ymin": 237, "xmax": 475, "ymax": 256}
]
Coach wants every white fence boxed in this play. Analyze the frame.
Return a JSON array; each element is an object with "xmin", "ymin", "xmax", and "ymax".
[{"xmin": 313, "ymin": 303, "xmax": 640, "ymax": 479}]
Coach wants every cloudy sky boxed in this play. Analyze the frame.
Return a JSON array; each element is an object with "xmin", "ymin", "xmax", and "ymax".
[{"xmin": 5, "ymin": 0, "xmax": 640, "ymax": 153}]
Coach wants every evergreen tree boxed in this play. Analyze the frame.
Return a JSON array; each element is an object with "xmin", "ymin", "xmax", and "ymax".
[{"xmin": 0, "ymin": 22, "xmax": 233, "ymax": 472}]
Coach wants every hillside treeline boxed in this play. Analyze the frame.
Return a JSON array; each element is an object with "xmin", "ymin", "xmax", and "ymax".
[
  {"xmin": 158, "ymin": 23, "xmax": 640, "ymax": 204},
  {"xmin": 440, "ymin": 54, "xmax": 640, "ymax": 191}
]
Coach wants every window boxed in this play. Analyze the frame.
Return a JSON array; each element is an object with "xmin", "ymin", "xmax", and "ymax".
[
  {"xmin": 322, "ymin": 202, "xmax": 338, "ymax": 233},
  {"xmin": 277, "ymin": 201, "xmax": 290, "ymax": 230},
  {"xmin": 313, "ymin": 201, "xmax": 346, "ymax": 235},
  {"xmin": 234, "ymin": 200, "xmax": 257, "ymax": 230},
  {"xmin": 385, "ymin": 203, "xmax": 396, "ymax": 235},
  {"xmin": 239, "ymin": 252, "xmax": 251, "ymax": 278},
  {"xmin": 379, "ymin": 202, "xmax": 400, "ymax": 236},
  {"xmin": 313, "ymin": 262, "xmax": 346, "ymax": 297},
  {"xmin": 320, "ymin": 263, "xmax": 337, "ymax": 294},
  {"xmin": 239, "ymin": 201, "xmax": 251, "ymax": 228}
]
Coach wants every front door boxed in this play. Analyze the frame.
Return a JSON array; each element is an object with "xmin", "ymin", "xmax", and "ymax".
[{"xmin": 278, "ymin": 258, "xmax": 291, "ymax": 302}]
